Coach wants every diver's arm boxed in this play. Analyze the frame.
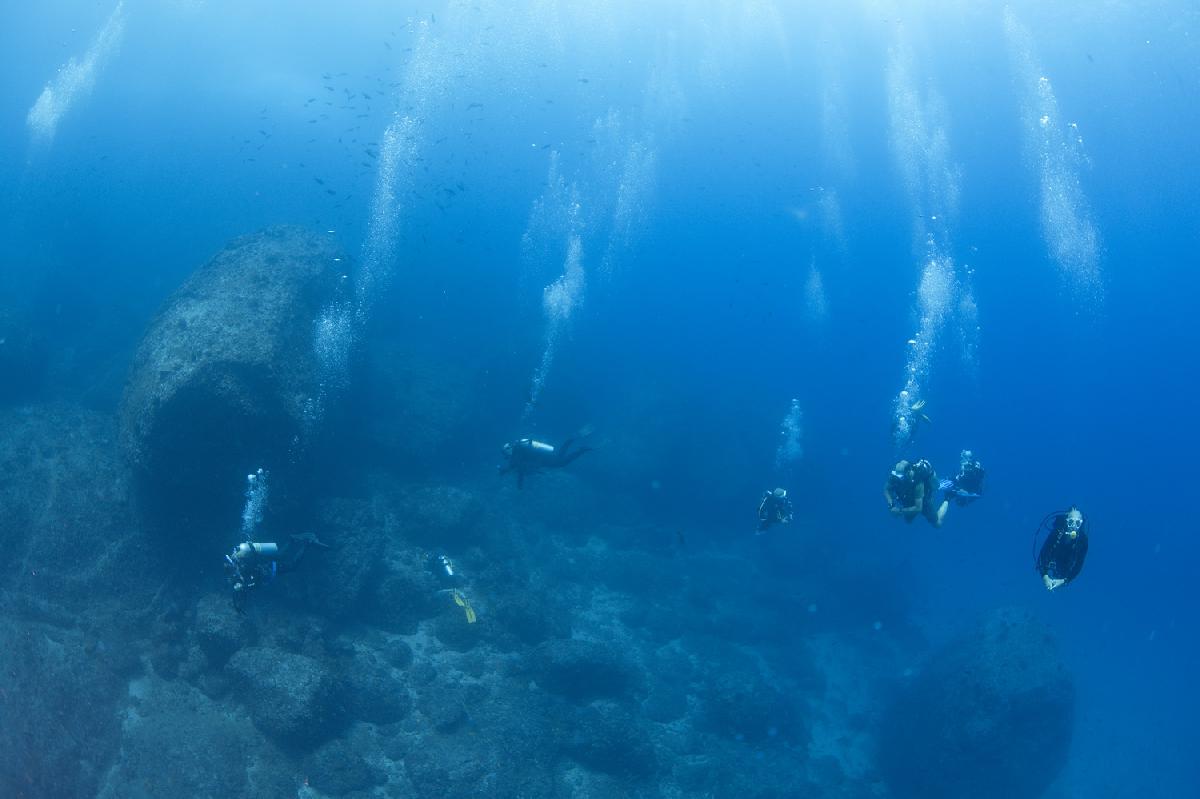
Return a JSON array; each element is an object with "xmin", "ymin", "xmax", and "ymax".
[{"xmin": 884, "ymin": 486, "xmax": 899, "ymax": 510}]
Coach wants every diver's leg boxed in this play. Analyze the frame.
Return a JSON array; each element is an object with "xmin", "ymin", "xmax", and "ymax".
[{"xmin": 557, "ymin": 443, "xmax": 593, "ymax": 466}]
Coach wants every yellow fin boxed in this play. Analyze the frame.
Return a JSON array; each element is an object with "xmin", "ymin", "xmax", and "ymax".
[
  {"xmin": 451, "ymin": 589, "xmax": 466, "ymax": 608},
  {"xmin": 464, "ymin": 603, "xmax": 477, "ymax": 624}
]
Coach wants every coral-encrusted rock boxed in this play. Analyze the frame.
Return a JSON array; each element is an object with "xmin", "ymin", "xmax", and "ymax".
[
  {"xmin": 530, "ymin": 638, "xmax": 641, "ymax": 703},
  {"xmin": 193, "ymin": 592, "xmax": 254, "ymax": 667},
  {"xmin": 878, "ymin": 608, "xmax": 1075, "ymax": 799},
  {"xmin": 119, "ymin": 226, "xmax": 343, "ymax": 529},
  {"xmin": 304, "ymin": 738, "xmax": 386, "ymax": 797},
  {"xmin": 565, "ymin": 703, "xmax": 659, "ymax": 778},
  {"xmin": 226, "ymin": 646, "xmax": 344, "ymax": 748}
]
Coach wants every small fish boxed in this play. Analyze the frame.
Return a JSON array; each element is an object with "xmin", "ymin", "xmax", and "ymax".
[
  {"xmin": 577, "ymin": 77, "xmax": 589, "ymax": 83},
  {"xmin": 314, "ymin": 177, "xmax": 325, "ymax": 185},
  {"xmin": 326, "ymin": 188, "xmax": 337, "ymax": 195},
  {"xmin": 467, "ymin": 102, "xmax": 483, "ymax": 109}
]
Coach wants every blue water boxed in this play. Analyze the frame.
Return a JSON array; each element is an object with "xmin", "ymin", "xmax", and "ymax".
[{"xmin": 2, "ymin": 1, "xmax": 1197, "ymax": 797}]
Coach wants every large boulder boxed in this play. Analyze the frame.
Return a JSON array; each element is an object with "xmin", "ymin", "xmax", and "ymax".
[
  {"xmin": 226, "ymin": 646, "xmax": 345, "ymax": 748},
  {"xmin": 878, "ymin": 608, "xmax": 1075, "ymax": 799},
  {"xmin": 529, "ymin": 638, "xmax": 642, "ymax": 703},
  {"xmin": 119, "ymin": 226, "xmax": 344, "ymax": 531}
]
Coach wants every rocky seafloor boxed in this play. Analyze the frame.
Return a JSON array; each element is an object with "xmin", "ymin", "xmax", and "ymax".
[{"xmin": 0, "ymin": 228, "xmax": 1074, "ymax": 799}]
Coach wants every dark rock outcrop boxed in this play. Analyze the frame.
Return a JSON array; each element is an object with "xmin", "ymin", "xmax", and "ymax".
[
  {"xmin": 193, "ymin": 592, "xmax": 254, "ymax": 667},
  {"xmin": 227, "ymin": 646, "xmax": 345, "ymax": 748},
  {"xmin": 119, "ymin": 226, "xmax": 344, "ymax": 532},
  {"xmin": 530, "ymin": 638, "xmax": 641, "ymax": 703},
  {"xmin": 878, "ymin": 607, "xmax": 1075, "ymax": 799},
  {"xmin": 395, "ymin": 483, "xmax": 484, "ymax": 548},
  {"xmin": 564, "ymin": 703, "xmax": 659, "ymax": 778},
  {"xmin": 340, "ymin": 647, "xmax": 412, "ymax": 725},
  {"xmin": 304, "ymin": 738, "xmax": 386, "ymax": 797}
]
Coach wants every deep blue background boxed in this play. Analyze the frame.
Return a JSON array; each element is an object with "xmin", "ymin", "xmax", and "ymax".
[{"xmin": 2, "ymin": 2, "xmax": 1197, "ymax": 795}]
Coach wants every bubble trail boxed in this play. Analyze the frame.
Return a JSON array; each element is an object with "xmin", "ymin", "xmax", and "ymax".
[
  {"xmin": 27, "ymin": 0, "xmax": 126, "ymax": 149},
  {"xmin": 775, "ymin": 399, "xmax": 804, "ymax": 470},
  {"xmin": 1005, "ymin": 8, "xmax": 1103, "ymax": 301},
  {"xmin": 523, "ymin": 233, "xmax": 585, "ymax": 423},
  {"xmin": 885, "ymin": 36, "xmax": 971, "ymax": 450}
]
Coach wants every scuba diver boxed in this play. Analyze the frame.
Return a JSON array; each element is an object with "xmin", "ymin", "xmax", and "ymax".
[
  {"xmin": 223, "ymin": 532, "xmax": 329, "ymax": 613},
  {"xmin": 884, "ymin": 458, "xmax": 943, "ymax": 527},
  {"xmin": 1035, "ymin": 507, "xmax": 1089, "ymax": 591},
  {"xmin": 499, "ymin": 436, "xmax": 592, "ymax": 488},
  {"xmin": 756, "ymin": 487, "xmax": 794, "ymax": 534},
  {"xmin": 932, "ymin": 449, "xmax": 986, "ymax": 524},
  {"xmin": 945, "ymin": 449, "xmax": 985, "ymax": 505}
]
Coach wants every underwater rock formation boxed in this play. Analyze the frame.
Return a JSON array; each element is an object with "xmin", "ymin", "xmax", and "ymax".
[
  {"xmin": 530, "ymin": 637, "xmax": 643, "ymax": 703},
  {"xmin": 119, "ymin": 226, "xmax": 343, "ymax": 533},
  {"xmin": 0, "ymin": 403, "xmax": 150, "ymax": 606},
  {"xmin": 878, "ymin": 607, "xmax": 1075, "ymax": 799},
  {"xmin": 0, "ymin": 618, "xmax": 127, "ymax": 798},
  {"xmin": 227, "ymin": 646, "xmax": 346, "ymax": 748}
]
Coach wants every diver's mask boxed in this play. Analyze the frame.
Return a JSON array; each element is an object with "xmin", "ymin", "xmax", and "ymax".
[{"xmin": 1065, "ymin": 511, "xmax": 1083, "ymax": 537}]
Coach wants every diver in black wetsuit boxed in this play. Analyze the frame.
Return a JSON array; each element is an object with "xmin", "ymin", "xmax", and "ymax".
[
  {"xmin": 932, "ymin": 450, "xmax": 986, "ymax": 524},
  {"xmin": 499, "ymin": 437, "xmax": 592, "ymax": 488},
  {"xmin": 884, "ymin": 458, "xmax": 942, "ymax": 527},
  {"xmin": 1035, "ymin": 507, "xmax": 1089, "ymax": 591},
  {"xmin": 223, "ymin": 533, "xmax": 329, "ymax": 612},
  {"xmin": 947, "ymin": 450, "xmax": 985, "ymax": 505},
  {"xmin": 756, "ymin": 488, "xmax": 794, "ymax": 534}
]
